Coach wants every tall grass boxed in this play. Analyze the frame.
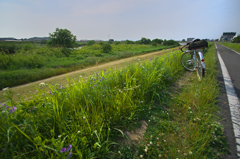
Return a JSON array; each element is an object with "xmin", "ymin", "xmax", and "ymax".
[
  {"xmin": 112, "ymin": 43, "xmax": 230, "ymax": 158},
  {"xmin": 219, "ymin": 42, "xmax": 240, "ymax": 53},
  {"xmin": 0, "ymin": 44, "xmax": 175, "ymax": 89},
  {"xmin": 0, "ymin": 50, "xmax": 183, "ymax": 158}
]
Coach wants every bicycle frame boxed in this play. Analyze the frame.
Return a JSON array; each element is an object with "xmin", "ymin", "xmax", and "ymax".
[{"xmin": 184, "ymin": 49, "xmax": 205, "ymax": 70}]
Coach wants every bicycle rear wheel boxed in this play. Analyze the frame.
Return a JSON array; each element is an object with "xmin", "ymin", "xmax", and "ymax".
[
  {"xmin": 196, "ymin": 53, "xmax": 205, "ymax": 80},
  {"xmin": 181, "ymin": 52, "xmax": 195, "ymax": 71}
]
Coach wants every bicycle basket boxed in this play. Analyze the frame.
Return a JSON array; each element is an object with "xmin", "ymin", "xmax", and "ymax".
[{"xmin": 188, "ymin": 39, "xmax": 208, "ymax": 50}]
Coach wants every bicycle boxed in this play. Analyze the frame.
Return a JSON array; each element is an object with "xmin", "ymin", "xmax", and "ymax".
[{"xmin": 179, "ymin": 40, "xmax": 207, "ymax": 81}]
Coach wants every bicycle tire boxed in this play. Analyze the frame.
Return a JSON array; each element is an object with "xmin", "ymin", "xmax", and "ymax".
[
  {"xmin": 196, "ymin": 53, "xmax": 205, "ymax": 80},
  {"xmin": 181, "ymin": 52, "xmax": 195, "ymax": 71}
]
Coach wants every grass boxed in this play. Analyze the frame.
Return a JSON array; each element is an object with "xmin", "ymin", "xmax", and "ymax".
[
  {"xmin": 111, "ymin": 43, "xmax": 230, "ymax": 158},
  {"xmin": 0, "ymin": 43, "xmax": 230, "ymax": 158},
  {"xmin": 0, "ymin": 46, "xmax": 183, "ymax": 158},
  {"xmin": 0, "ymin": 43, "xmax": 177, "ymax": 89},
  {"xmin": 219, "ymin": 42, "xmax": 240, "ymax": 53}
]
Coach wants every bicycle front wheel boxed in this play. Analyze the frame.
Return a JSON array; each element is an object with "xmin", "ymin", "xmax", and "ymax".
[
  {"xmin": 196, "ymin": 53, "xmax": 205, "ymax": 80},
  {"xmin": 181, "ymin": 52, "xmax": 195, "ymax": 71}
]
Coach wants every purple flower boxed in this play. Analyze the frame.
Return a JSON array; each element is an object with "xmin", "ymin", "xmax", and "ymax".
[
  {"xmin": 150, "ymin": 58, "xmax": 153, "ymax": 61},
  {"xmin": 10, "ymin": 106, "xmax": 17, "ymax": 113},
  {"xmin": 61, "ymin": 148, "xmax": 66, "ymax": 153},
  {"xmin": 48, "ymin": 91, "xmax": 54, "ymax": 95},
  {"xmin": 91, "ymin": 87, "xmax": 93, "ymax": 89},
  {"xmin": 67, "ymin": 145, "xmax": 72, "ymax": 152},
  {"xmin": 67, "ymin": 152, "xmax": 72, "ymax": 158},
  {"xmin": 168, "ymin": 77, "xmax": 171, "ymax": 80},
  {"xmin": 5, "ymin": 105, "xmax": 10, "ymax": 109},
  {"xmin": 1, "ymin": 148, "xmax": 5, "ymax": 152},
  {"xmin": 60, "ymin": 85, "xmax": 65, "ymax": 89}
]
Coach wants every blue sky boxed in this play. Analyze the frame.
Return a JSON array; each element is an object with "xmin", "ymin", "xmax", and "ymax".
[{"xmin": 0, "ymin": 0, "xmax": 239, "ymax": 41}]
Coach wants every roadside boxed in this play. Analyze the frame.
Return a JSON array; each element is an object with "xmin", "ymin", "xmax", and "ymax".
[
  {"xmin": 216, "ymin": 43, "xmax": 240, "ymax": 158},
  {"xmin": 0, "ymin": 47, "xmax": 180, "ymax": 102}
]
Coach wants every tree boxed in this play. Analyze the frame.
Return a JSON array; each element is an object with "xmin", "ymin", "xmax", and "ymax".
[
  {"xmin": 152, "ymin": 38, "xmax": 163, "ymax": 44},
  {"xmin": 140, "ymin": 37, "xmax": 151, "ymax": 44},
  {"xmin": 163, "ymin": 40, "xmax": 180, "ymax": 46},
  {"xmin": 40, "ymin": 39, "xmax": 47, "ymax": 44},
  {"xmin": 87, "ymin": 40, "xmax": 96, "ymax": 46},
  {"xmin": 182, "ymin": 39, "xmax": 186, "ymax": 42},
  {"xmin": 47, "ymin": 28, "xmax": 76, "ymax": 48},
  {"xmin": 233, "ymin": 36, "xmax": 240, "ymax": 43}
]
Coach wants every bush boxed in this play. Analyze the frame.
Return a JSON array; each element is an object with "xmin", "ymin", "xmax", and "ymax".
[
  {"xmin": 102, "ymin": 43, "xmax": 112, "ymax": 53},
  {"xmin": 22, "ymin": 44, "xmax": 34, "ymax": 51},
  {"xmin": 0, "ymin": 44, "xmax": 16, "ymax": 54},
  {"xmin": 61, "ymin": 47, "xmax": 71, "ymax": 57},
  {"xmin": 233, "ymin": 36, "xmax": 240, "ymax": 43},
  {"xmin": 163, "ymin": 39, "xmax": 180, "ymax": 46},
  {"xmin": 87, "ymin": 40, "xmax": 96, "ymax": 46}
]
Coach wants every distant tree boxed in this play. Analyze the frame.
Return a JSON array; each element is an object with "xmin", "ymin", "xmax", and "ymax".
[
  {"xmin": 102, "ymin": 43, "xmax": 112, "ymax": 53},
  {"xmin": 87, "ymin": 40, "xmax": 96, "ymax": 46},
  {"xmin": 114, "ymin": 41, "xmax": 120, "ymax": 45},
  {"xmin": 152, "ymin": 38, "xmax": 163, "ymax": 44},
  {"xmin": 233, "ymin": 36, "xmax": 240, "ymax": 43},
  {"xmin": 109, "ymin": 39, "xmax": 114, "ymax": 44},
  {"xmin": 125, "ymin": 40, "xmax": 134, "ymax": 44},
  {"xmin": 47, "ymin": 28, "xmax": 76, "ymax": 48},
  {"xmin": 182, "ymin": 39, "xmax": 186, "ymax": 42},
  {"xmin": 140, "ymin": 37, "xmax": 151, "ymax": 44},
  {"xmin": 40, "ymin": 39, "xmax": 47, "ymax": 44},
  {"xmin": 163, "ymin": 40, "xmax": 180, "ymax": 46}
]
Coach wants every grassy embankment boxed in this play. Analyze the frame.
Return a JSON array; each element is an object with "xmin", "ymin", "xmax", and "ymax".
[
  {"xmin": 0, "ymin": 43, "xmax": 230, "ymax": 158},
  {"xmin": 0, "ymin": 43, "xmax": 176, "ymax": 89},
  {"xmin": 219, "ymin": 42, "xmax": 240, "ymax": 53}
]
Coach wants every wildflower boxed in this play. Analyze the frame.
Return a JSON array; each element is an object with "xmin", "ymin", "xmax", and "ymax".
[
  {"xmin": 39, "ymin": 82, "xmax": 45, "ymax": 86},
  {"xmin": 5, "ymin": 105, "xmax": 10, "ymax": 109},
  {"xmin": 67, "ymin": 145, "xmax": 72, "ymax": 152},
  {"xmin": 184, "ymin": 153, "xmax": 187, "ymax": 156},
  {"xmin": 58, "ymin": 135, "xmax": 61, "ymax": 138},
  {"xmin": 178, "ymin": 150, "xmax": 181, "ymax": 153},
  {"xmin": 77, "ymin": 131, "xmax": 80, "ymax": 134},
  {"xmin": 108, "ymin": 128, "xmax": 110, "ymax": 131},
  {"xmin": 118, "ymin": 151, "xmax": 121, "ymax": 154},
  {"xmin": 48, "ymin": 91, "xmax": 54, "ymax": 95},
  {"xmin": 189, "ymin": 151, "xmax": 192, "ymax": 155},
  {"xmin": 164, "ymin": 140, "xmax": 166, "ymax": 142},
  {"xmin": 60, "ymin": 85, "xmax": 65, "ymax": 89},
  {"xmin": 83, "ymin": 116, "xmax": 85, "ymax": 119},
  {"xmin": 168, "ymin": 77, "xmax": 171, "ymax": 80},
  {"xmin": 159, "ymin": 154, "xmax": 162, "ymax": 157},
  {"xmin": 157, "ymin": 137, "xmax": 159, "ymax": 140},
  {"xmin": 10, "ymin": 106, "xmax": 17, "ymax": 113},
  {"xmin": 1, "ymin": 148, "xmax": 5, "ymax": 152},
  {"xmin": 140, "ymin": 155, "xmax": 143, "ymax": 158},
  {"xmin": 67, "ymin": 152, "xmax": 72, "ymax": 158},
  {"xmin": 147, "ymin": 144, "xmax": 150, "ymax": 146},
  {"xmin": 79, "ymin": 75, "xmax": 82, "ymax": 78},
  {"xmin": 144, "ymin": 149, "xmax": 148, "ymax": 152},
  {"xmin": 2, "ymin": 87, "xmax": 9, "ymax": 91},
  {"xmin": 61, "ymin": 148, "xmax": 66, "ymax": 153},
  {"xmin": 150, "ymin": 141, "xmax": 152, "ymax": 145}
]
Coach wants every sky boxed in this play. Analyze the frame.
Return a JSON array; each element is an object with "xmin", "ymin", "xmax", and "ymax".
[{"xmin": 0, "ymin": 0, "xmax": 240, "ymax": 41}]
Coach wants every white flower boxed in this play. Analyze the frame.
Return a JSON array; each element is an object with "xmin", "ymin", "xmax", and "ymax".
[
  {"xmin": 77, "ymin": 131, "xmax": 80, "ymax": 134},
  {"xmin": 144, "ymin": 149, "xmax": 148, "ymax": 152},
  {"xmin": 58, "ymin": 135, "xmax": 61, "ymax": 138},
  {"xmin": 39, "ymin": 82, "xmax": 45, "ymax": 86},
  {"xmin": 2, "ymin": 87, "xmax": 9, "ymax": 91},
  {"xmin": 150, "ymin": 141, "xmax": 152, "ymax": 145},
  {"xmin": 140, "ymin": 155, "xmax": 143, "ymax": 158},
  {"xmin": 118, "ymin": 151, "xmax": 121, "ymax": 154},
  {"xmin": 189, "ymin": 151, "xmax": 192, "ymax": 155},
  {"xmin": 83, "ymin": 116, "xmax": 85, "ymax": 119}
]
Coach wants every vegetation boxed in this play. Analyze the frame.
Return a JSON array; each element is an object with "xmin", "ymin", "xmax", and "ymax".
[
  {"xmin": 232, "ymin": 36, "xmax": 240, "ymax": 43},
  {"xmin": 0, "ymin": 44, "xmax": 229, "ymax": 158},
  {"xmin": 219, "ymin": 42, "xmax": 240, "ymax": 53},
  {"xmin": 47, "ymin": 28, "xmax": 77, "ymax": 48},
  {"xmin": 0, "ymin": 43, "xmax": 176, "ymax": 89}
]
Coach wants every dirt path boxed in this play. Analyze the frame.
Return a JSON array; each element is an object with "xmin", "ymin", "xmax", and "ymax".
[{"xmin": 0, "ymin": 47, "xmax": 180, "ymax": 102}]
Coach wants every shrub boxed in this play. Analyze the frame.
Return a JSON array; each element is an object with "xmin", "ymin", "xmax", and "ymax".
[
  {"xmin": 0, "ymin": 44, "xmax": 16, "ymax": 54},
  {"xmin": 102, "ymin": 43, "xmax": 112, "ymax": 53},
  {"xmin": 163, "ymin": 39, "xmax": 180, "ymax": 46},
  {"xmin": 22, "ymin": 44, "xmax": 34, "ymax": 51},
  {"xmin": 61, "ymin": 47, "xmax": 71, "ymax": 57},
  {"xmin": 87, "ymin": 40, "xmax": 96, "ymax": 46},
  {"xmin": 233, "ymin": 36, "xmax": 240, "ymax": 43}
]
